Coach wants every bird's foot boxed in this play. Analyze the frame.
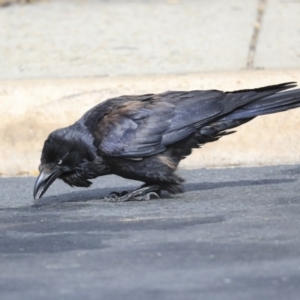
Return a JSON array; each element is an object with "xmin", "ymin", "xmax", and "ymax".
[{"xmin": 104, "ymin": 185, "xmax": 160, "ymax": 202}]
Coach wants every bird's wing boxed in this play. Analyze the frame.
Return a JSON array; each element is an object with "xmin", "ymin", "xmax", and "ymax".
[
  {"xmin": 93, "ymin": 98, "xmax": 176, "ymax": 157},
  {"xmin": 90, "ymin": 90, "xmax": 229, "ymax": 158}
]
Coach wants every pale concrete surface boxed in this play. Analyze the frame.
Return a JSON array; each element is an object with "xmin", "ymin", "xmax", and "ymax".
[
  {"xmin": 1, "ymin": 165, "xmax": 300, "ymax": 300},
  {"xmin": 255, "ymin": 0, "xmax": 300, "ymax": 69},
  {"xmin": 1, "ymin": 70, "xmax": 300, "ymax": 176},
  {"xmin": 0, "ymin": 0, "xmax": 257, "ymax": 79},
  {"xmin": 0, "ymin": 0, "xmax": 300, "ymax": 175}
]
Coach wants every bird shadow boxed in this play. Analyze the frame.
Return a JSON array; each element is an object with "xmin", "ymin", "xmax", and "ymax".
[{"xmin": 31, "ymin": 178, "xmax": 295, "ymax": 208}]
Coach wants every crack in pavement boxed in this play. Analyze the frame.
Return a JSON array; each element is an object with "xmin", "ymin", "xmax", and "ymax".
[{"xmin": 247, "ymin": 0, "xmax": 268, "ymax": 69}]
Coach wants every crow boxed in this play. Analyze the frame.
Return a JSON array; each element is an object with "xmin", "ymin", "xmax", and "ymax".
[{"xmin": 34, "ymin": 82, "xmax": 300, "ymax": 202}]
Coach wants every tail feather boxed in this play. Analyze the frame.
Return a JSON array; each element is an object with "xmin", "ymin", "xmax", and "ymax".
[
  {"xmin": 192, "ymin": 82, "xmax": 298, "ymax": 128},
  {"xmin": 200, "ymin": 82, "xmax": 300, "ymax": 137},
  {"xmin": 220, "ymin": 84, "xmax": 300, "ymax": 121},
  {"xmin": 227, "ymin": 81, "xmax": 297, "ymax": 95}
]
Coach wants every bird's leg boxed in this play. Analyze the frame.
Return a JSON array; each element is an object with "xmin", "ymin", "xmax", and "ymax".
[{"xmin": 104, "ymin": 185, "xmax": 160, "ymax": 202}]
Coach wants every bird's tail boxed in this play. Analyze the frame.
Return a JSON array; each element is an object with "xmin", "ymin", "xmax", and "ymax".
[
  {"xmin": 199, "ymin": 82, "xmax": 300, "ymax": 136},
  {"xmin": 223, "ymin": 82, "xmax": 300, "ymax": 119}
]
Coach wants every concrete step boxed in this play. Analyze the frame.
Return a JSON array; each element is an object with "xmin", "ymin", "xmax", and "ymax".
[{"xmin": 1, "ymin": 69, "xmax": 300, "ymax": 176}]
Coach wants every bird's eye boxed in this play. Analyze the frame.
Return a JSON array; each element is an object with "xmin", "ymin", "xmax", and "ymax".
[{"xmin": 57, "ymin": 159, "xmax": 63, "ymax": 165}]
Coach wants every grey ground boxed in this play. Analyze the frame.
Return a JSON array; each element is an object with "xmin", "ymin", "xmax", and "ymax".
[{"xmin": 1, "ymin": 165, "xmax": 300, "ymax": 300}]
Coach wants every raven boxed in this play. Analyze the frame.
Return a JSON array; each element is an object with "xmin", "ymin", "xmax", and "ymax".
[{"xmin": 34, "ymin": 82, "xmax": 300, "ymax": 201}]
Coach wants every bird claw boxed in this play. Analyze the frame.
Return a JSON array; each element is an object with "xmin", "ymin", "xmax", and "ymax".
[
  {"xmin": 131, "ymin": 191, "xmax": 160, "ymax": 201},
  {"xmin": 109, "ymin": 191, "xmax": 128, "ymax": 198},
  {"xmin": 104, "ymin": 185, "xmax": 160, "ymax": 202}
]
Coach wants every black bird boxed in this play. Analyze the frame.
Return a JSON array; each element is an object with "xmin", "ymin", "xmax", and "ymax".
[{"xmin": 34, "ymin": 82, "xmax": 300, "ymax": 202}]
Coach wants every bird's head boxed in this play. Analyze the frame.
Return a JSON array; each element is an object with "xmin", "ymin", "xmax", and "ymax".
[{"xmin": 33, "ymin": 126, "xmax": 96, "ymax": 200}]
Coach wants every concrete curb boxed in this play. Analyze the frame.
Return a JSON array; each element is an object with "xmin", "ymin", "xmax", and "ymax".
[{"xmin": 1, "ymin": 69, "xmax": 300, "ymax": 176}]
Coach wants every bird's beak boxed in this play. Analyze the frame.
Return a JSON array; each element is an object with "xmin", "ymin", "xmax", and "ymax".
[{"xmin": 33, "ymin": 167, "xmax": 62, "ymax": 200}]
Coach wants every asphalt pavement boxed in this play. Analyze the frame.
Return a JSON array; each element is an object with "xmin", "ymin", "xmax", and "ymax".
[{"xmin": 1, "ymin": 165, "xmax": 300, "ymax": 300}]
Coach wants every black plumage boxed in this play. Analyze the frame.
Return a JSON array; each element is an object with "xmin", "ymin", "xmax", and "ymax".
[{"xmin": 34, "ymin": 82, "xmax": 300, "ymax": 201}]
